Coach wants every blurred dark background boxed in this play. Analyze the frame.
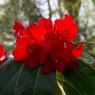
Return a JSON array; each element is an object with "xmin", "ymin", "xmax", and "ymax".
[{"xmin": 0, "ymin": 0, "xmax": 95, "ymax": 57}]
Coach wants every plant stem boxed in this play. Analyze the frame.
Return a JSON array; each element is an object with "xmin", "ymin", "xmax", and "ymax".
[{"xmin": 57, "ymin": 80, "xmax": 66, "ymax": 95}]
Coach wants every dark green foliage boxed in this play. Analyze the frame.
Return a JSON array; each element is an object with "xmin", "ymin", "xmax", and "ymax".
[
  {"xmin": 0, "ymin": 59, "xmax": 55, "ymax": 95},
  {"xmin": 56, "ymin": 59, "xmax": 95, "ymax": 95}
]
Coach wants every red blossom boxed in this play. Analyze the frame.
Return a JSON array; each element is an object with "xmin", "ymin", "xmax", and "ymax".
[
  {"xmin": 12, "ymin": 14, "xmax": 84, "ymax": 74},
  {"xmin": 0, "ymin": 45, "xmax": 7, "ymax": 64},
  {"xmin": 54, "ymin": 14, "xmax": 78, "ymax": 39}
]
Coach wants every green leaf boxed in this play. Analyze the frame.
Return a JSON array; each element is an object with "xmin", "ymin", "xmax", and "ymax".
[
  {"xmin": 0, "ymin": 59, "xmax": 56, "ymax": 95},
  {"xmin": 56, "ymin": 71, "xmax": 64, "ymax": 81},
  {"xmin": 57, "ymin": 59, "xmax": 95, "ymax": 95}
]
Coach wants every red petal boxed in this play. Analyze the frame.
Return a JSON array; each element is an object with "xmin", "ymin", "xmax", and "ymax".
[
  {"xmin": 63, "ymin": 14, "xmax": 78, "ymax": 38},
  {"xmin": 27, "ymin": 22, "xmax": 48, "ymax": 42},
  {"xmin": 54, "ymin": 14, "xmax": 78, "ymax": 38},
  {"xmin": 54, "ymin": 19, "xmax": 63, "ymax": 32},
  {"xmin": 42, "ymin": 54, "xmax": 55, "ymax": 74},
  {"xmin": 30, "ymin": 44, "xmax": 48, "ymax": 64},
  {"xmin": 0, "ymin": 45, "xmax": 7, "ymax": 64},
  {"xmin": 55, "ymin": 57, "xmax": 66, "ymax": 72},
  {"xmin": 62, "ymin": 23, "xmax": 78, "ymax": 38},
  {"xmin": 63, "ymin": 14, "xmax": 74, "ymax": 23},
  {"xmin": 12, "ymin": 38, "xmax": 30, "ymax": 61},
  {"xmin": 16, "ymin": 38, "xmax": 30, "ymax": 47},
  {"xmin": 26, "ymin": 22, "xmax": 37, "ymax": 37},
  {"xmin": 38, "ymin": 18, "xmax": 53, "ymax": 29},
  {"xmin": 13, "ymin": 22, "xmax": 26, "ymax": 38},
  {"xmin": 25, "ymin": 58, "xmax": 38, "ymax": 69},
  {"xmin": 12, "ymin": 46, "xmax": 29, "ymax": 61},
  {"xmin": 33, "ymin": 27, "xmax": 48, "ymax": 41},
  {"xmin": 42, "ymin": 63, "xmax": 54, "ymax": 75},
  {"xmin": 0, "ymin": 45, "xmax": 4, "ymax": 58},
  {"xmin": 72, "ymin": 42, "xmax": 84, "ymax": 58}
]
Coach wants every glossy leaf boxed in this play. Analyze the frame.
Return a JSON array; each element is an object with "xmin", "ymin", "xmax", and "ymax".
[
  {"xmin": 0, "ymin": 59, "xmax": 56, "ymax": 95},
  {"xmin": 56, "ymin": 59, "xmax": 95, "ymax": 95}
]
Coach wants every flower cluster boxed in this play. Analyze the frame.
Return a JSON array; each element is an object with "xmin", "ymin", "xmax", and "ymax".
[
  {"xmin": 12, "ymin": 14, "xmax": 84, "ymax": 74},
  {"xmin": 0, "ymin": 45, "xmax": 7, "ymax": 64}
]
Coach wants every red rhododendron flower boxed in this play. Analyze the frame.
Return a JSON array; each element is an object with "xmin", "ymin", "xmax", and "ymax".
[
  {"xmin": 54, "ymin": 14, "xmax": 78, "ymax": 39},
  {"xmin": 12, "ymin": 14, "xmax": 84, "ymax": 74},
  {"xmin": 0, "ymin": 45, "xmax": 7, "ymax": 64}
]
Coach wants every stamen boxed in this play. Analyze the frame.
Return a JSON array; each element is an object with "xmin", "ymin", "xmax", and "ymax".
[{"xmin": 64, "ymin": 42, "xmax": 67, "ymax": 48}]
